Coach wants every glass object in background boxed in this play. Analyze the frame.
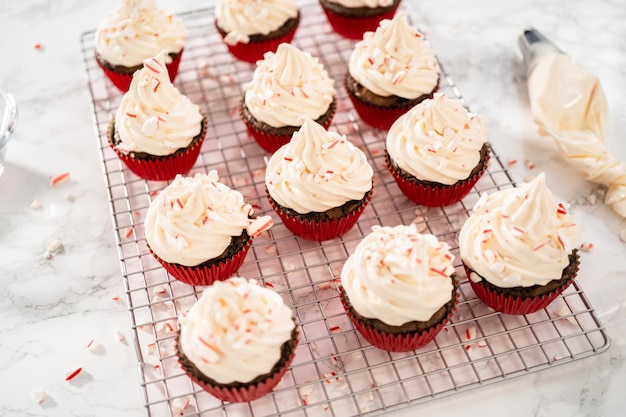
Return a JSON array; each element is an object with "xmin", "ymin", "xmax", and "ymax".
[{"xmin": 0, "ymin": 89, "xmax": 18, "ymax": 178}]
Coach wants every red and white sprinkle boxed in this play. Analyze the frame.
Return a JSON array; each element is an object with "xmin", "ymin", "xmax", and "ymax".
[
  {"xmin": 153, "ymin": 285, "xmax": 167, "ymax": 295},
  {"xmin": 329, "ymin": 326, "xmax": 341, "ymax": 334},
  {"xmin": 30, "ymin": 387, "xmax": 47, "ymax": 404},
  {"xmin": 147, "ymin": 342, "xmax": 157, "ymax": 355},
  {"xmin": 111, "ymin": 294, "xmax": 121, "ymax": 303},
  {"xmin": 171, "ymin": 396, "xmax": 190, "ymax": 416},
  {"xmin": 115, "ymin": 331, "xmax": 126, "ymax": 342},
  {"xmin": 465, "ymin": 326, "xmax": 477, "ymax": 341},
  {"xmin": 124, "ymin": 227, "xmax": 134, "ymax": 239},
  {"xmin": 86, "ymin": 339, "xmax": 101, "ymax": 353},
  {"xmin": 310, "ymin": 341, "xmax": 318, "ymax": 351},
  {"xmin": 30, "ymin": 200, "xmax": 43, "ymax": 210},
  {"xmin": 507, "ymin": 158, "xmax": 518, "ymax": 167},
  {"xmin": 64, "ymin": 367, "xmax": 83, "ymax": 381},
  {"xmin": 579, "ymin": 242, "xmax": 594, "ymax": 252},
  {"xmin": 50, "ymin": 172, "xmax": 71, "ymax": 187},
  {"xmin": 477, "ymin": 339, "xmax": 488, "ymax": 348},
  {"xmin": 34, "ymin": 43, "xmax": 43, "ymax": 50},
  {"xmin": 524, "ymin": 160, "xmax": 535, "ymax": 170},
  {"xmin": 219, "ymin": 74, "xmax": 234, "ymax": 84}
]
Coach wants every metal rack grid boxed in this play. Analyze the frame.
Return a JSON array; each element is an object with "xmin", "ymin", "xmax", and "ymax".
[{"xmin": 80, "ymin": 4, "xmax": 609, "ymax": 417}]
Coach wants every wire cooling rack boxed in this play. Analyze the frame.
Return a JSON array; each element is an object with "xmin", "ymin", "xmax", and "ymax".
[{"xmin": 80, "ymin": 4, "xmax": 609, "ymax": 417}]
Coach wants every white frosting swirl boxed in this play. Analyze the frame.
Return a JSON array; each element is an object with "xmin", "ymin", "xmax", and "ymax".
[
  {"xmin": 341, "ymin": 224, "xmax": 455, "ymax": 325},
  {"xmin": 178, "ymin": 277, "xmax": 295, "ymax": 384},
  {"xmin": 114, "ymin": 51, "xmax": 203, "ymax": 156},
  {"xmin": 244, "ymin": 43, "xmax": 336, "ymax": 128},
  {"xmin": 348, "ymin": 12, "xmax": 439, "ymax": 99},
  {"xmin": 328, "ymin": 0, "xmax": 394, "ymax": 8},
  {"xmin": 266, "ymin": 117, "xmax": 373, "ymax": 213},
  {"xmin": 216, "ymin": 0, "xmax": 299, "ymax": 45},
  {"xmin": 459, "ymin": 173, "xmax": 579, "ymax": 288},
  {"xmin": 95, "ymin": 0, "xmax": 187, "ymax": 67},
  {"xmin": 145, "ymin": 171, "xmax": 274, "ymax": 267},
  {"xmin": 386, "ymin": 93, "xmax": 488, "ymax": 184}
]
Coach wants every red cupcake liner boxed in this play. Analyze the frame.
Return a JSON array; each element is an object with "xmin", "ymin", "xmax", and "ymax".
[
  {"xmin": 241, "ymin": 106, "xmax": 336, "ymax": 154},
  {"xmin": 217, "ymin": 21, "xmax": 299, "ymax": 64},
  {"xmin": 267, "ymin": 189, "xmax": 372, "ymax": 241},
  {"xmin": 385, "ymin": 150, "xmax": 490, "ymax": 207},
  {"xmin": 464, "ymin": 263, "xmax": 578, "ymax": 315},
  {"xmin": 96, "ymin": 49, "xmax": 184, "ymax": 93},
  {"xmin": 340, "ymin": 289, "xmax": 458, "ymax": 352},
  {"xmin": 177, "ymin": 337, "xmax": 299, "ymax": 403},
  {"xmin": 107, "ymin": 114, "xmax": 207, "ymax": 182},
  {"xmin": 147, "ymin": 239, "xmax": 251, "ymax": 286},
  {"xmin": 320, "ymin": 1, "xmax": 401, "ymax": 40}
]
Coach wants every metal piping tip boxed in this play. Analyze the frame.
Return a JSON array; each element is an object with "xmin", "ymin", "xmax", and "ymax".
[{"xmin": 518, "ymin": 27, "xmax": 564, "ymax": 73}]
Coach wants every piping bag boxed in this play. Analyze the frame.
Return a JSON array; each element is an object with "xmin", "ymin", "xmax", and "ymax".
[{"xmin": 519, "ymin": 28, "xmax": 626, "ymax": 220}]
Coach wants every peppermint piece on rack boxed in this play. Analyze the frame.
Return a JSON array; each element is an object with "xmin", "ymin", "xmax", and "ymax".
[
  {"xmin": 153, "ymin": 285, "xmax": 167, "ymax": 296},
  {"xmin": 30, "ymin": 200, "xmax": 43, "ymax": 210},
  {"xmin": 30, "ymin": 387, "xmax": 47, "ymax": 404},
  {"xmin": 524, "ymin": 159, "xmax": 536, "ymax": 170},
  {"xmin": 171, "ymin": 396, "xmax": 190, "ymax": 415},
  {"xmin": 465, "ymin": 326, "xmax": 477, "ymax": 341},
  {"xmin": 329, "ymin": 326, "xmax": 341, "ymax": 334},
  {"xmin": 50, "ymin": 172, "xmax": 71, "ymax": 187},
  {"xmin": 477, "ymin": 339, "xmax": 488, "ymax": 348},
  {"xmin": 507, "ymin": 158, "xmax": 518, "ymax": 167},
  {"xmin": 147, "ymin": 342, "xmax": 157, "ymax": 355},
  {"xmin": 64, "ymin": 367, "xmax": 83, "ymax": 381},
  {"xmin": 124, "ymin": 227, "xmax": 133, "ymax": 239},
  {"xmin": 115, "ymin": 331, "xmax": 126, "ymax": 342},
  {"xmin": 310, "ymin": 341, "xmax": 318, "ymax": 351}
]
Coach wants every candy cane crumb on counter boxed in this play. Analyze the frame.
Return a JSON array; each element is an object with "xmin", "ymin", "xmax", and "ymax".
[
  {"xmin": 580, "ymin": 242, "xmax": 594, "ymax": 252},
  {"xmin": 50, "ymin": 172, "xmax": 71, "ymax": 187},
  {"xmin": 30, "ymin": 387, "xmax": 47, "ymax": 404},
  {"xmin": 86, "ymin": 339, "xmax": 102, "ymax": 353},
  {"xmin": 30, "ymin": 200, "xmax": 43, "ymax": 210},
  {"xmin": 64, "ymin": 367, "xmax": 83, "ymax": 381}
]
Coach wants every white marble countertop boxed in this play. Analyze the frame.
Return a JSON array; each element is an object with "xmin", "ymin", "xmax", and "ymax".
[{"xmin": 1, "ymin": 1, "xmax": 625, "ymax": 416}]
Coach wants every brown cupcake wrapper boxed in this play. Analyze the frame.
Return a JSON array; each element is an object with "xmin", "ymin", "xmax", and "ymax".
[
  {"xmin": 267, "ymin": 189, "xmax": 373, "ymax": 241},
  {"xmin": 463, "ymin": 258, "xmax": 579, "ymax": 315},
  {"xmin": 95, "ymin": 49, "xmax": 183, "ymax": 93},
  {"xmin": 107, "ymin": 113, "xmax": 207, "ymax": 182},
  {"xmin": 339, "ymin": 287, "xmax": 459, "ymax": 352},
  {"xmin": 147, "ymin": 239, "xmax": 251, "ymax": 286},
  {"xmin": 320, "ymin": 0, "xmax": 401, "ymax": 40},
  {"xmin": 385, "ymin": 148, "xmax": 491, "ymax": 207},
  {"xmin": 176, "ymin": 330, "xmax": 299, "ymax": 402}
]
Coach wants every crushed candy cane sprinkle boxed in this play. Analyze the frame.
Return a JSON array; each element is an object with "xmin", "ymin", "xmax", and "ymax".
[
  {"xmin": 30, "ymin": 387, "xmax": 47, "ymax": 404},
  {"xmin": 64, "ymin": 367, "xmax": 83, "ymax": 381}
]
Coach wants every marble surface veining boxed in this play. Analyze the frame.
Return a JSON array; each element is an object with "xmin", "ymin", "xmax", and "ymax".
[{"xmin": 0, "ymin": 1, "xmax": 625, "ymax": 416}]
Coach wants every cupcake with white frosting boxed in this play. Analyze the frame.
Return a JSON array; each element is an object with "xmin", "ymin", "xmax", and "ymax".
[
  {"xmin": 459, "ymin": 173, "xmax": 580, "ymax": 315},
  {"xmin": 95, "ymin": 0, "xmax": 187, "ymax": 92},
  {"xmin": 145, "ymin": 171, "xmax": 273, "ymax": 285},
  {"xmin": 176, "ymin": 277, "xmax": 298, "ymax": 402},
  {"xmin": 108, "ymin": 51, "xmax": 206, "ymax": 181},
  {"xmin": 340, "ymin": 224, "xmax": 458, "ymax": 351},
  {"xmin": 240, "ymin": 43, "xmax": 337, "ymax": 153},
  {"xmin": 345, "ymin": 12, "xmax": 440, "ymax": 130},
  {"xmin": 265, "ymin": 116, "xmax": 373, "ymax": 240},
  {"xmin": 385, "ymin": 93, "xmax": 490, "ymax": 206},
  {"xmin": 215, "ymin": 0, "xmax": 300, "ymax": 63},
  {"xmin": 320, "ymin": 0, "xmax": 402, "ymax": 40}
]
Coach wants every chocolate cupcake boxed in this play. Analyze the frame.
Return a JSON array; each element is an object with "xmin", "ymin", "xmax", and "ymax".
[
  {"xmin": 265, "ymin": 117, "xmax": 373, "ymax": 241},
  {"xmin": 340, "ymin": 224, "xmax": 458, "ymax": 352},
  {"xmin": 176, "ymin": 277, "xmax": 298, "ymax": 402},
  {"xmin": 346, "ymin": 12, "xmax": 440, "ymax": 130},
  {"xmin": 459, "ymin": 173, "xmax": 580, "ymax": 315},
  {"xmin": 108, "ymin": 51, "xmax": 206, "ymax": 181},
  {"xmin": 95, "ymin": 0, "xmax": 187, "ymax": 92},
  {"xmin": 385, "ymin": 93, "xmax": 491, "ymax": 206},
  {"xmin": 241, "ymin": 43, "xmax": 337, "ymax": 153},
  {"xmin": 320, "ymin": 0, "xmax": 402, "ymax": 40},
  {"xmin": 215, "ymin": 0, "xmax": 300, "ymax": 63},
  {"xmin": 145, "ymin": 171, "xmax": 273, "ymax": 286}
]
